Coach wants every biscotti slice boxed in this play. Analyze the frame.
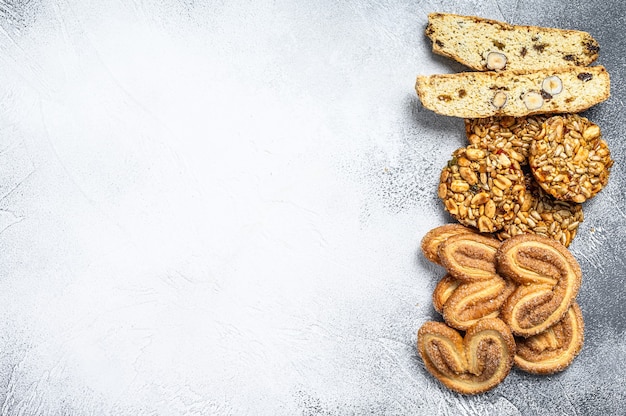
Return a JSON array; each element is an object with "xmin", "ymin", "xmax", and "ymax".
[
  {"xmin": 426, "ymin": 13, "xmax": 600, "ymax": 71},
  {"xmin": 415, "ymin": 65, "xmax": 609, "ymax": 118}
]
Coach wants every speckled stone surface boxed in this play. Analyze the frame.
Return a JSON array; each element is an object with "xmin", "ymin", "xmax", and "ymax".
[{"xmin": 0, "ymin": 1, "xmax": 624, "ymax": 414}]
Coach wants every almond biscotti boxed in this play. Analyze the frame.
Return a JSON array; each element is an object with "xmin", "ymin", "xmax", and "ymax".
[
  {"xmin": 415, "ymin": 65, "xmax": 610, "ymax": 118},
  {"xmin": 426, "ymin": 13, "xmax": 600, "ymax": 71}
]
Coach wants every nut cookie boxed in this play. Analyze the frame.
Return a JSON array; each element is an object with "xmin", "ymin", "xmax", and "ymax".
[
  {"xmin": 530, "ymin": 114, "xmax": 613, "ymax": 203},
  {"xmin": 497, "ymin": 173, "xmax": 583, "ymax": 247},
  {"xmin": 425, "ymin": 13, "xmax": 600, "ymax": 72},
  {"xmin": 439, "ymin": 145, "xmax": 526, "ymax": 233},
  {"xmin": 465, "ymin": 115, "xmax": 548, "ymax": 164},
  {"xmin": 416, "ymin": 65, "xmax": 610, "ymax": 118}
]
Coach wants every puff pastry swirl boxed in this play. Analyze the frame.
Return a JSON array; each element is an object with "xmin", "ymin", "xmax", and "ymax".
[
  {"xmin": 433, "ymin": 274, "xmax": 516, "ymax": 331},
  {"xmin": 421, "ymin": 224, "xmax": 477, "ymax": 265},
  {"xmin": 417, "ymin": 318, "xmax": 515, "ymax": 395},
  {"xmin": 515, "ymin": 302, "xmax": 584, "ymax": 374},
  {"xmin": 438, "ymin": 233, "xmax": 502, "ymax": 281},
  {"xmin": 497, "ymin": 234, "xmax": 581, "ymax": 337}
]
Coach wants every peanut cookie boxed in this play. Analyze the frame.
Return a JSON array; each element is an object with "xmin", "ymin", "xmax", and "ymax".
[
  {"xmin": 497, "ymin": 173, "xmax": 584, "ymax": 247},
  {"xmin": 465, "ymin": 115, "xmax": 548, "ymax": 164},
  {"xmin": 439, "ymin": 145, "xmax": 526, "ymax": 233},
  {"xmin": 530, "ymin": 114, "xmax": 613, "ymax": 203}
]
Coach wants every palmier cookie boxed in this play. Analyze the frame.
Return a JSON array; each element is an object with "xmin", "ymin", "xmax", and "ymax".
[
  {"xmin": 432, "ymin": 274, "xmax": 459, "ymax": 314},
  {"xmin": 529, "ymin": 114, "xmax": 613, "ymax": 203},
  {"xmin": 497, "ymin": 234, "xmax": 582, "ymax": 337},
  {"xmin": 438, "ymin": 233, "xmax": 501, "ymax": 282},
  {"xmin": 439, "ymin": 145, "xmax": 526, "ymax": 233},
  {"xmin": 515, "ymin": 302, "xmax": 584, "ymax": 374},
  {"xmin": 421, "ymin": 224, "xmax": 478, "ymax": 265},
  {"xmin": 417, "ymin": 318, "xmax": 515, "ymax": 395},
  {"xmin": 497, "ymin": 173, "xmax": 583, "ymax": 247},
  {"xmin": 433, "ymin": 274, "xmax": 516, "ymax": 331},
  {"xmin": 465, "ymin": 115, "xmax": 548, "ymax": 164}
]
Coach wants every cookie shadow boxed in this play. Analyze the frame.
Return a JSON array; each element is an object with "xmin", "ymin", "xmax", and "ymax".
[{"xmin": 403, "ymin": 93, "xmax": 466, "ymax": 148}]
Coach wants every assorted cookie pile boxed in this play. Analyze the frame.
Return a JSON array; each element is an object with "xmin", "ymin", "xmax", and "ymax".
[
  {"xmin": 441, "ymin": 112, "xmax": 611, "ymax": 246},
  {"xmin": 418, "ymin": 226, "xmax": 584, "ymax": 394},
  {"xmin": 414, "ymin": 13, "xmax": 612, "ymax": 394}
]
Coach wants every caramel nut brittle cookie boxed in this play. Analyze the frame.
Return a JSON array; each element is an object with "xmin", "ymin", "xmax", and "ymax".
[
  {"xmin": 421, "ymin": 224, "xmax": 477, "ymax": 265},
  {"xmin": 439, "ymin": 145, "xmax": 526, "ymax": 233},
  {"xmin": 515, "ymin": 302, "xmax": 584, "ymax": 374},
  {"xmin": 496, "ymin": 234, "xmax": 582, "ymax": 337},
  {"xmin": 465, "ymin": 115, "xmax": 547, "ymax": 164},
  {"xmin": 417, "ymin": 318, "xmax": 515, "ymax": 395},
  {"xmin": 497, "ymin": 173, "xmax": 584, "ymax": 247},
  {"xmin": 530, "ymin": 114, "xmax": 613, "ymax": 203}
]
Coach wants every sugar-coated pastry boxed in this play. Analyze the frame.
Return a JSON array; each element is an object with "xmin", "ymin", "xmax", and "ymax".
[
  {"xmin": 438, "ymin": 233, "xmax": 502, "ymax": 281},
  {"xmin": 421, "ymin": 224, "xmax": 477, "ymax": 265},
  {"xmin": 441, "ymin": 276, "xmax": 516, "ymax": 331},
  {"xmin": 515, "ymin": 302, "xmax": 584, "ymax": 374},
  {"xmin": 417, "ymin": 318, "xmax": 515, "ymax": 395},
  {"xmin": 497, "ymin": 234, "xmax": 581, "ymax": 337}
]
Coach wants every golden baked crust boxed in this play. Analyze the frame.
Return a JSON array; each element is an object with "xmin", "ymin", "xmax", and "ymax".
[
  {"xmin": 417, "ymin": 318, "xmax": 515, "ymax": 395},
  {"xmin": 436, "ymin": 275, "xmax": 517, "ymax": 331},
  {"xmin": 496, "ymin": 234, "xmax": 582, "ymax": 337},
  {"xmin": 432, "ymin": 273, "xmax": 459, "ymax": 314},
  {"xmin": 514, "ymin": 302, "xmax": 584, "ymax": 374},
  {"xmin": 426, "ymin": 13, "xmax": 599, "ymax": 72},
  {"xmin": 438, "ymin": 233, "xmax": 502, "ymax": 281},
  {"xmin": 416, "ymin": 66, "xmax": 610, "ymax": 118},
  {"xmin": 421, "ymin": 224, "xmax": 477, "ymax": 265}
]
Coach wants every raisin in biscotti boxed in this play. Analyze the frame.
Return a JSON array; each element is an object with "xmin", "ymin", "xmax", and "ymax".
[
  {"xmin": 426, "ymin": 13, "xmax": 600, "ymax": 71},
  {"xmin": 415, "ymin": 65, "xmax": 609, "ymax": 118}
]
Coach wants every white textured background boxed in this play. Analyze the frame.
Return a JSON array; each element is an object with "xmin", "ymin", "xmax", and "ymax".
[{"xmin": 0, "ymin": 1, "xmax": 624, "ymax": 414}]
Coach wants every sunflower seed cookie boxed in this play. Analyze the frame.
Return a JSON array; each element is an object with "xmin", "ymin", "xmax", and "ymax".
[
  {"xmin": 439, "ymin": 145, "xmax": 526, "ymax": 233},
  {"xmin": 497, "ymin": 173, "xmax": 583, "ymax": 247},
  {"xmin": 529, "ymin": 114, "xmax": 613, "ymax": 203},
  {"xmin": 465, "ymin": 115, "xmax": 548, "ymax": 164}
]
